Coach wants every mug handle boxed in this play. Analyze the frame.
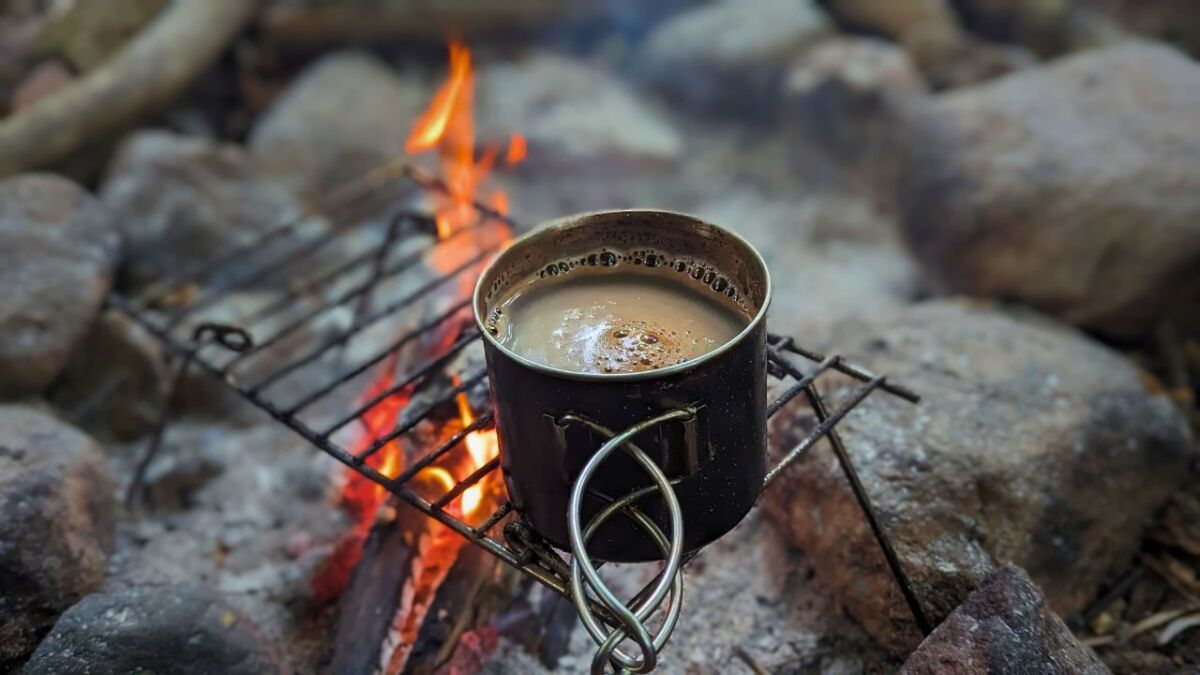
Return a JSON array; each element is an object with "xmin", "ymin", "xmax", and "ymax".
[{"xmin": 559, "ymin": 407, "xmax": 695, "ymax": 675}]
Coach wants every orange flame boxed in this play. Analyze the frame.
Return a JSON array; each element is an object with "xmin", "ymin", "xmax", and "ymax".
[
  {"xmin": 405, "ymin": 41, "xmax": 472, "ymax": 156},
  {"xmin": 340, "ymin": 366, "xmax": 413, "ymax": 527},
  {"xmin": 400, "ymin": 38, "xmax": 509, "ymax": 517},
  {"xmin": 506, "ymin": 134, "xmax": 527, "ymax": 165},
  {"xmin": 405, "ymin": 40, "xmax": 520, "ymax": 273},
  {"xmin": 452, "ymin": 376, "xmax": 499, "ymax": 516},
  {"xmin": 320, "ymin": 39, "xmax": 517, "ymax": 610}
]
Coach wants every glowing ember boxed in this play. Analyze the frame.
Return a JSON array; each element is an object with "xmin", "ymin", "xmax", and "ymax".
[
  {"xmin": 311, "ymin": 361, "xmax": 414, "ymax": 603},
  {"xmin": 340, "ymin": 359, "xmax": 413, "ymax": 528},
  {"xmin": 505, "ymin": 133, "xmax": 527, "ymax": 166}
]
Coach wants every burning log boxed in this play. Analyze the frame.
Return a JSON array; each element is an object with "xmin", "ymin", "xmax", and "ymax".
[
  {"xmin": 491, "ymin": 580, "xmax": 580, "ymax": 670},
  {"xmin": 325, "ymin": 38, "xmax": 527, "ymax": 674},
  {"xmin": 327, "ymin": 500, "xmax": 426, "ymax": 675},
  {"xmin": 406, "ymin": 539, "xmax": 516, "ymax": 673}
]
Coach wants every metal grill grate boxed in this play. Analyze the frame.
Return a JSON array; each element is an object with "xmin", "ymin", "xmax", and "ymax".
[{"xmin": 107, "ymin": 160, "xmax": 926, "ymax": 634}]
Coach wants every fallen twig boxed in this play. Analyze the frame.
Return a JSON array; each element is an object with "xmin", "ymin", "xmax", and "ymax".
[
  {"xmin": 1158, "ymin": 613, "xmax": 1200, "ymax": 646},
  {"xmin": 1082, "ymin": 605, "xmax": 1200, "ymax": 648}
]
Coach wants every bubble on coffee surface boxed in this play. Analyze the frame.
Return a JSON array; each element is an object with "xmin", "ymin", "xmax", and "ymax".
[
  {"xmin": 592, "ymin": 319, "xmax": 691, "ymax": 373},
  {"xmin": 528, "ymin": 246, "xmax": 753, "ymax": 315}
]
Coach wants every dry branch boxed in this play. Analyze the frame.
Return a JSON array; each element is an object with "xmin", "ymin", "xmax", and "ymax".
[{"xmin": 0, "ymin": 0, "xmax": 257, "ymax": 177}]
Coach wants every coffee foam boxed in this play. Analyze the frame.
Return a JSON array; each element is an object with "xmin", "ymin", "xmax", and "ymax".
[{"xmin": 490, "ymin": 264, "xmax": 746, "ymax": 376}]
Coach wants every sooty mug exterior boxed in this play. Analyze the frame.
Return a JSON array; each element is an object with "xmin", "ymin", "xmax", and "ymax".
[{"xmin": 473, "ymin": 210, "xmax": 771, "ymax": 562}]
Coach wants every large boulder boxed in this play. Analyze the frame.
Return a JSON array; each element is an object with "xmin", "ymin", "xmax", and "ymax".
[
  {"xmin": 899, "ymin": 565, "xmax": 1109, "ymax": 674},
  {"xmin": 24, "ymin": 583, "xmax": 287, "ymax": 674},
  {"xmin": 248, "ymin": 51, "xmax": 430, "ymax": 197},
  {"xmin": 639, "ymin": 0, "xmax": 831, "ymax": 112},
  {"xmin": 101, "ymin": 130, "xmax": 305, "ymax": 289},
  {"xmin": 0, "ymin": 174, "xmax": 118, "ymax": 397},
  {"xmin": 764, "ymin": 300, "xmax": 1196, "ymax": 651},
  {"xmin": 0, "ymin": 404, "xmax": 116, "ymax": 668},
  {"xmin": 898, "ymin": 42, "xmax": 1200, "ymax": 339}
]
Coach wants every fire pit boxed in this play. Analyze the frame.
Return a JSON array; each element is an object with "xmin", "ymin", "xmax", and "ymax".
[
  {"xmin": 4, "ymin": 2, "xmax": 1199, "ymax": 672},
  {"xmin": 91, "ymin": 36, "xmax": 932, "ymax": 675},
  {"xmin": 107, "ymin": 151, "xmax": 923, "ymax": 672}
]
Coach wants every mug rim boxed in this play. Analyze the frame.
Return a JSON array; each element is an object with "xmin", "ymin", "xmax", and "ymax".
[{"xmin": 472, "ymin": 208, "xmax": 773, "ymax": 383}]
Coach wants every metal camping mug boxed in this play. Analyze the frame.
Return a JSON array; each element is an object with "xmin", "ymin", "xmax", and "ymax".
[{"xmin": 473, "ymin": 210, "xmax": 771, "ymax": 562}]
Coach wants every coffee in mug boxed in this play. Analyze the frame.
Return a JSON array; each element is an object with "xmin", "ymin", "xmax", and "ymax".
[{"xmin": 487, "ymin": 264, "xmax": 750, "ymax": 375}]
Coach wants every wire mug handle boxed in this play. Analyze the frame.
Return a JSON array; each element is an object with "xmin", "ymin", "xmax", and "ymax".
[{"xmin": 557, "ymin": 407, "xmax": 695, "ymax": 674}]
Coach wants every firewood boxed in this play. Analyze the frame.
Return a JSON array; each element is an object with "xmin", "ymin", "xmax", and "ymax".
[
  {"xmin": 406, "ymin": 539, "xmax": 519, "ymax": 673},
  {"xmin": 0, "ymin": 0, "xmax": 257, "ymax": 177},
  {"xmin": 328, "ymin": 500, "xmax": 426, "ymax": 675}
]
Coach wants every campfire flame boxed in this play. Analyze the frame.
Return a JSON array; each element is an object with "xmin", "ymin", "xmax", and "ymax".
[
  {"xmin": 405, "ymin": 39, "xmax": 519, "ymax": 254},
  {"xmin": 335, "ymin": 38, "xmax": 514, "ymax": 533},
  {"xmin": 452, "ymin": 374, "xmax": 499, "ymax": 516},
  {"xmin": 401, "ymin": 37, "xmax": 511, "ymax": 520},
  {"xmin": 318, "ymin": 43, "xmax": 517, "ymax": 673}
]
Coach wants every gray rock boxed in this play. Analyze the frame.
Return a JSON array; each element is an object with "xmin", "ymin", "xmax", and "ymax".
[
  {"xmin": 898, "ymin": 42, "xmax": 1200, "ymax": 339},
  {"xmin": 820, "ymin": 0, "xmax": 1032, "ymax": 88},
  {"xmin": 476, "ymin": 52, "xmax": 683, "ymax": 168},
  {"xmin": 140, "ymin": 450, "xmax": 224, "ymax": 510},
  {"xmin": 24, "ymin": 583, "xmax": 287, "ymax": 675},
  {"xmin": 781, "ymin": 37, "xmax": 926, "ymax": 199},
  {"xmin": 0, "ymin": 174, "xmax": 118, "ymax": 396},
  {"xmin": 639, "ymin": 0, "xmax": 830, "ymax": 112},
  {"xmin": 101, "ymin": 130, "xmax": 305, "ymax": 289},
  {"xmin": 763, "ymin": 299, "xmax": 1196, "ymax": 652},
  {"xmin": 899, "ymin": 565, "xmax": 1109, "ymax": 674},
  {"xmin": 0, "ymin": 404, "xmax": 116, "ymax": 668},
  {"xmin": 48, "ymin": 309, "xmax": 168, "ymax": 440},
  {"xmin": 248, "ymin": 51, "xmax": 430, "ymax": 197}
]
